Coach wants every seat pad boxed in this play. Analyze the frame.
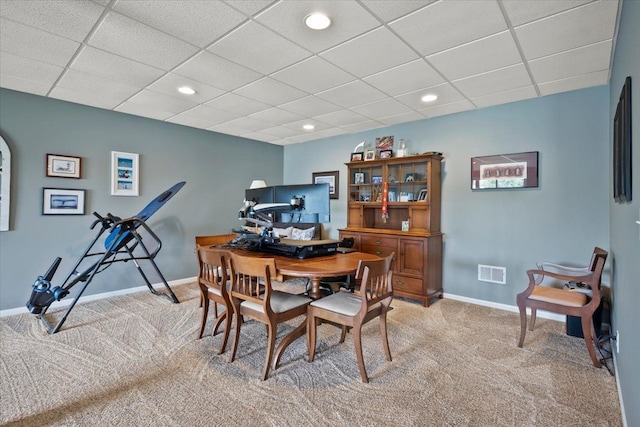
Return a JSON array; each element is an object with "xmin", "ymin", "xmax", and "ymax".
[
  {"xmin": 310, "ymin": 292, "xmax": 362, "ymax": 317},
  {"xmin": 241, "ymin": 291, "xmax": 311, "ymax": 313},
  {"xmin": 528, "ymin": 286, "xmax": 588, "ymax": 307}
]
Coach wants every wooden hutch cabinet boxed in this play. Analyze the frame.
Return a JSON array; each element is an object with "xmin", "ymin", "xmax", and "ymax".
[{"xmin": 339, "ymin": 154, "xmax": 443, "ymax": 306}]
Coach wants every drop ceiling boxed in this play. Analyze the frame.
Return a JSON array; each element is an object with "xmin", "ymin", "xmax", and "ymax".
[{"xmin": 0, "ymin": 0, "xmax": 621, "ymax": 146}]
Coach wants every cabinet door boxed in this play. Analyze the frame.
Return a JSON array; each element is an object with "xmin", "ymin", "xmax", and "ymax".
[{"xmin": 398, "ymin": 238, "xmax": 424, "ymax": 277}]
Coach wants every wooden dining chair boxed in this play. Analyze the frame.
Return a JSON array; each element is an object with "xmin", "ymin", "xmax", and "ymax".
[
  {"xmin": 195, "ymin": 233, "xmax": 235, "ymax": 309},
  {"xmin": 516, "ymin": 247, "xmax": 608, "ymax": 367},
  {"xmin": 307, "ymin": 253, "xmax": 395, "ymax": 383},
  {"xmin": 196, "ymin": 246, "xmax": 233, "ymax": 354},
  {"xmin": 228, "ymin": 252, "xmax": 312, "ymax": 380}
]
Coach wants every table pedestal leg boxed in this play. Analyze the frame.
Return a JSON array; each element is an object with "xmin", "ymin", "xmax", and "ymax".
[{"xmin": 308, "ymin": 278, "xmax": 322, "ymax": 300}]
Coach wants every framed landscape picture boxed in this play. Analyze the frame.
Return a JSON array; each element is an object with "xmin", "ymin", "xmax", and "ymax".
[{"xmin": 312, "ymin": 170, "xmax": 339, "ymax": 199}]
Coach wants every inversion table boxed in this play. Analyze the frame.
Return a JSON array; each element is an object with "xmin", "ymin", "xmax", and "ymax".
[{"xmin": 27, "ymin": 181, "xmax": 186, "ymax": 334}]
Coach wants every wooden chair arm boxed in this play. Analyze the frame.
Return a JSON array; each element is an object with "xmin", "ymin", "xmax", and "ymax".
[{"xmin": 520, "ymin": 268, "xmax": 595, "ymax": 298}]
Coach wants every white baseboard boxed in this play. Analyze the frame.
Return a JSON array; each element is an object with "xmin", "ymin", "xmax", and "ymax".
[
  {"xmin": 611, "ymin": 341, "xmax": 628, "ymax": 427},
  {"xmin": 443, "ymin": 292, "xmax": 566, "ymax": 322},
  {"xmin": 0, "ymin": 277, "xmax": 197, "ymax": 318}
]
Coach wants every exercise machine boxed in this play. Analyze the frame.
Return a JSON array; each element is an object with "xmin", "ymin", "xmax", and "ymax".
[{"xmin": 27, "ymin": 181, "xmax": 186, "ymax": 334}]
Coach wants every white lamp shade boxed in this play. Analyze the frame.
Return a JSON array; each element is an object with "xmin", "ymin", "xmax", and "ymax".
[{"xmin": 249, "ymin": 180, "xmax": 267, "ymax": 189}]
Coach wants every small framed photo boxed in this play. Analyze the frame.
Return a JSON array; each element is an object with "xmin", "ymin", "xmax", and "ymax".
[
  {"xmin": 364, "ymin": 149, "xmax": 376, "ymax": 161},
  {"xmin": 372, "ymin": 175, "xmax": 383, "ymax": 184},
  {"xmin": 354, "ymin": 172, "xmax": 365, "ymax": 184},
  {"xmin": 42, "ymin": 188, "xmax": 85, "ymax": 215},
  {"xmin": 313, "ymin": 170, "xmax": 339, "ymax": 200},
  {"xmin": 46, "ymin": 154, "xmax": 81, "ymax": 178},
  {"xmin": 351, "ymin": 152, "xmax": 364, "ymax": 162},
  {"xmin": 417, "ymin": 189, "xmax": 427, "ymax": 201},
  {"xmin": 380, "ymin": 149, "xmax": 392, "ymax": 159},
  {"xmin": 111, "ymin": 151, "xmax": 139, "ymax": 196}
]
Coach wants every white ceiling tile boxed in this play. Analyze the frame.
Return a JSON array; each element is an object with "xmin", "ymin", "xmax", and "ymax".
[
  {"xmin": 394, "ymin": 83, "xmax": 465, "ymax": 110},
  {"xmin": 223, "ymin": 1, "xmax": 277, "ymax": 17},
  {"xmin": 515, "ymin": 0, "xmax": 618, "ymax": 60},
  {"xmin": 54, "ymin": 69, "xmax": 141, "ymax": 107},
  {"xmin": 88, "ymin": 12, "xmax": 198, "ymax": 70},
  {"xmin": 361, "ymin": 1, "xmax": 433, "ymax": 22},
  {"xmin": 146, "ymin": 73, "xmax": 225, "ymax": 104},
  {"xmin": 113, "ymin": 1, "xmax": 246, "ymax": 47},
  {"xmin": 208, "ymin": 21, "xmax": 310, "ymax": 75},
  {"xmin": 529, "ymin": 40, "xmax": 612, "ymax": 84},
  {"xmin": 308, "ymin": 127, "xmax": 349, "ymax": 139},
  {"xmin": 167, "ymin": 104, "xmax": 241, "ymax": 128},
  {"xmin": 341, "ymin": 120, "xmax": 385, "ymax": 133},
  {"xmin": 471, "ymin": 85, "xmax": 537, "ymax": 108},
  {"xmin": 321, "ymin": 27, "xmax": 418, "ymax": 78},
  {"xmin": 260, "ymin": 126, "xmax": 301, "ymax": 138},
  {"xmin": 254, "ymin": 1, "xmax": 380, "ymax": 53},
  {"xmin": 242, "ymin": 131, "xmax": 281, "ymax": 143},
  {"xmin": 174, "ymin": 51, "xmax": 262, "ymax": 91},
  {"xmin": 538, "ymin": 70, "xmax": 609, "ymax": 96},
  {"xmin": 316, "ymin": 80, "xmax": 386, "ymax": 108},
  {"xmin": 390, "ymin": 0, "xmax": 507, "ymax": 56},
  {"xmin": 0, "ymin": 0, "xmax": 104, "ymax": 42},
  {"xmin": 282, "ymin": 119, "xmax": 332, "ymax": 132},
  {"xmin": 127, "ymin": 89, "xmax": 198, "ymax": 114},
  {"xmin": 114, "ymin": 102, "xmax": 175, "ymax": 120},
  {"xmin": 279, "ymin": 96, "xmax": 342, "ymax": 117},
  {"xmin": 351, "ymin": 98, "xmax": 413, "ymax": 120},
  {"xmin": 313, "ymin": 109, "xmax": 370, "ymax": 127},
  {"xmin": 427, "ymin": 31, "xmax": 522, "ymax": 81},
  {"xmin": 208, "ymin": 122, "xmax": 254, "ymax": 136},
  {"xmin": 0, "ymin": 18, "xmax": 80, "ymax": 67},
  {"xmin": 419, "ymin": 100, "xmax": 476, "ymax": 118},
  {"xmin": 363, "ymin": 59, "xmax": 445, "ymax": 96},
  {"xmin": 205, "ymin": 92, "xmax": 270, "ymax": 115},
  {"xmin": 233, "ymin": 77, "xmax": 307, "ymax": 105},
  {"xmin": 249, "ymin": 107, "xmax": 305, "ymax": 125},
  {"xmin": 0, "ymin": 52, "xmax": 63, "ymax": 87},
  {"xmin": 71, "ymin": 46, "xmax": 165, "ymax": 87},
  {"xmin": 271, "ymin": 56, "xmax": 355, "ymax": 94},
  {"xmin": 221, "ymin": 116, "xmax": 272, "ymax": 132},
  {"xmin": 502, "ymin": 0, "xmax": 592, "ymax": 26},
  {"xmin": 165, "ymin": 114, "xmax": 215, "ymax": 130},
  {"xmin": 453, "ymin": 64, "xmax": 532, "ymax": 99},
  {"xmin": 378, "ymin": 110, "xmax": 426, "ymax": 126},
  {"xmin": 0, "ymin": 74, "xmax": 51, "ymax": 96}
]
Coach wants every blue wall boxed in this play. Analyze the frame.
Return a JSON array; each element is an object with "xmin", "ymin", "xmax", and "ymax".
[{"xmin": 0, "ymin": 89, "xmax": 283, "ymax": 310}]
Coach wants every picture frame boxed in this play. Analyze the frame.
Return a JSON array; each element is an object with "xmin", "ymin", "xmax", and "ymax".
[
  {"xmin": 417, "ymin": 188, "xmax": 427, "ymax": 201},
  {"xmin": 380, "ymin": 149, "xmax": 392, "ymax": 159},
  {"xmin": 111, "ymin": 151, "xmax": 139, "ymax": 196},
  {"xmin": 372, "ymin": 175, "xmax": 383, "ymax": 184},
  {"xmin": 354, "ymin": 172, "xmax": 365, "ymax": 184},
  {"xmin": 42, "ymin": 188, "xmax": 85, "ymax": 215},
  {"xmin": 471, "ymin": 151, "xmax": 539, "ymax": 190},
  {"xmin": 312, "ymin": 170, "xmax": 339, "ymax": 200},
  {"xmin": 351, "ymin": 152, "xmax": 364, "ymax": 162},
  {"xmin": 364, "ymin": 149, "xmax": 376, "ymax": 161},
  {"xmin": 46, "ymin": 154, "xmax": 81, "ymax": 179},
  {"xmin": 375, "ymin": 136, "xmax": 394, "ymax": 156}
]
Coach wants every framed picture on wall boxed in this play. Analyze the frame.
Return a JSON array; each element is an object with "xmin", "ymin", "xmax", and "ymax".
[
  {"xmin": 470, "ymin": 151, "xmax": 539, "ymax": 190},
  {"xmin": 46, "ymin": 154, "xmax": 81, "ymax": 179},
  {"xmin": 111, "ymin": 151, "xmax": 139, "ymax": 196},
  {"xmin": 42, "ymin": 188, "xmax": 85, "ymax": 215},
  {"xmin": 312, "ymin": 170, "xmax": 339, "ymax": 199}
]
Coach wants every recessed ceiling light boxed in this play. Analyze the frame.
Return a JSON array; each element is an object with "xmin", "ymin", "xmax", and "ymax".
[
  {"xmin": 421, "ymin": 94, "xmax": 438, "ymax": 103},
  {"xmin": 304, "ymin": 13, "xmax": 331, "ymax": 30},
  {"xmin": 303, "ymin": 124, "xmax": 315, "ymax": 130},
  {"xmin": 177, "ymin": 86, "xmax": 196, "ymax": 95}
]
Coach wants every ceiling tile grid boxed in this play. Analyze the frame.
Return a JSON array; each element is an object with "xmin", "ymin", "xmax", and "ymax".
[{"xmin": 0, "ymin": 0, "xmax": 621, "ymax": 145}]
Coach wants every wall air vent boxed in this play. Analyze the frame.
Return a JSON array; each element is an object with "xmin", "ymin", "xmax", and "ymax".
[{"xmin": 478, "ymin": 265, "xmax": 506, "ymax": 284}]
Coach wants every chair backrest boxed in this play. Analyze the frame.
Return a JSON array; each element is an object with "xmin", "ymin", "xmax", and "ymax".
[
  {"xmin": 195, "ymin": 233, "xmax": 236, "ymax": 248},
  {"xmin": 355, "ymin": 253, "xmax": 395, "ymax": 310},
  {"xmin": 197, "ymin": 247, "xmax": 229, "ymax": 293},
  {"xmin": 588, "ymin": 247, "xmax": 608, "ymax": 291},
  {"xmin": 228, "ymin": 252, "xmax": 275, "ymax": 310}
]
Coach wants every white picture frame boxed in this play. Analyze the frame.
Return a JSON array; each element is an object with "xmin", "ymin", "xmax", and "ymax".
[
  {"xmin": 111, "ymin": 151, "xmax": 139, "ymax": 196},
  {"xmin": 42, "ymin": 188, "xmax": 85, "ymax": 215}
]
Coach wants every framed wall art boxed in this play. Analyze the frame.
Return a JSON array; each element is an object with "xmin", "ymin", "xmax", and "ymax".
[
  {"xmin": 471, "ymin": 151, "xmax": 539, "ymax": 190},
  {"xmin": 312, "ymin": 170, "xmax": 339, "ymax": 199},
  {"xmin": 46, "ymin": 154, "xmax": 81, "ymax": 178},
  {"xmin": 111, "ymin": 151, "xmax": 139, "ymax": 196},
  {"xmin": 42, "ymin": 188, "xmax": 85, "ymax": 215}
]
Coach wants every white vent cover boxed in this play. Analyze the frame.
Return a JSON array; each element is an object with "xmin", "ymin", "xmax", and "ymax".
[{"xmin": 478, "ymin": 265, "xmax": 506, "ymax": 284}]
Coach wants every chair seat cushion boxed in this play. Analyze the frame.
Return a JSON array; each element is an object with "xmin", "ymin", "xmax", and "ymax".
[
  {"xmin": 310, "ymin": 292, "xmax": 362, "ymax": 317},
  {"xmin": 242, "ymin": 291, "xmax": 311, "ymax": 314},
  {"xmin": 528, "ymin": 286, "xmax": 588, "ymax": 307}
]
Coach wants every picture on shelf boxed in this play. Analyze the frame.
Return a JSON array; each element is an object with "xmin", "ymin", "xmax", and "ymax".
[
  {"xmin": 375, "ymin": 136, "xmax": 394, "ymax": 156},
  {"xmin": 372, "ymin": 175, "xmax": 383, "ymax": 184},
  {"xmin": 364, "ymin": 149, "xmax": 376, "ymax": 161},
  {"xmin": 417, "ymin": 189, "xmax": 427, "ymax": 201},
  {"xmin": 380, "ymin": 149, "xmax": 392, "ymax": 159},
  {"xmin": 354, "ymin": 172, "xmax": 365, "ymax": 184},
  {"xmin": 351, "ymin": 152, "xmax": 364, "ymax": 162}
]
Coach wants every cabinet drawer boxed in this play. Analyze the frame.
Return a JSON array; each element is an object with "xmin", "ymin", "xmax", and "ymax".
[
  {"xmin": 361, "ymin": 244, "xmax": 395, "ymax": 257},
  {"xmin": 361, "ymin": 235, "xmax": 397, "ymax": 247},
  {"xmin": 392, "ymin": 275, "xmax": 423, "ymax": 294}
]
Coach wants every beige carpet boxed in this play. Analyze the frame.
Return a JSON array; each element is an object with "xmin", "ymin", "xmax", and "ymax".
[{"xmin": 0, "ymin": 282, "xmax": 621, "ymax": 426}]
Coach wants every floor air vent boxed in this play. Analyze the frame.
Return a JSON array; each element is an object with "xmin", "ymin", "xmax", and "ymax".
[{"xmin": 478, "ymin": 265, "xmax": 506, "ymax": 284}]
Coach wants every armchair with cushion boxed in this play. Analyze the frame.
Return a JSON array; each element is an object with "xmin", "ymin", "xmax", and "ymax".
[{"xmin": 516, "ymin": 247, "xmax": 608, "ymax": 367}]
